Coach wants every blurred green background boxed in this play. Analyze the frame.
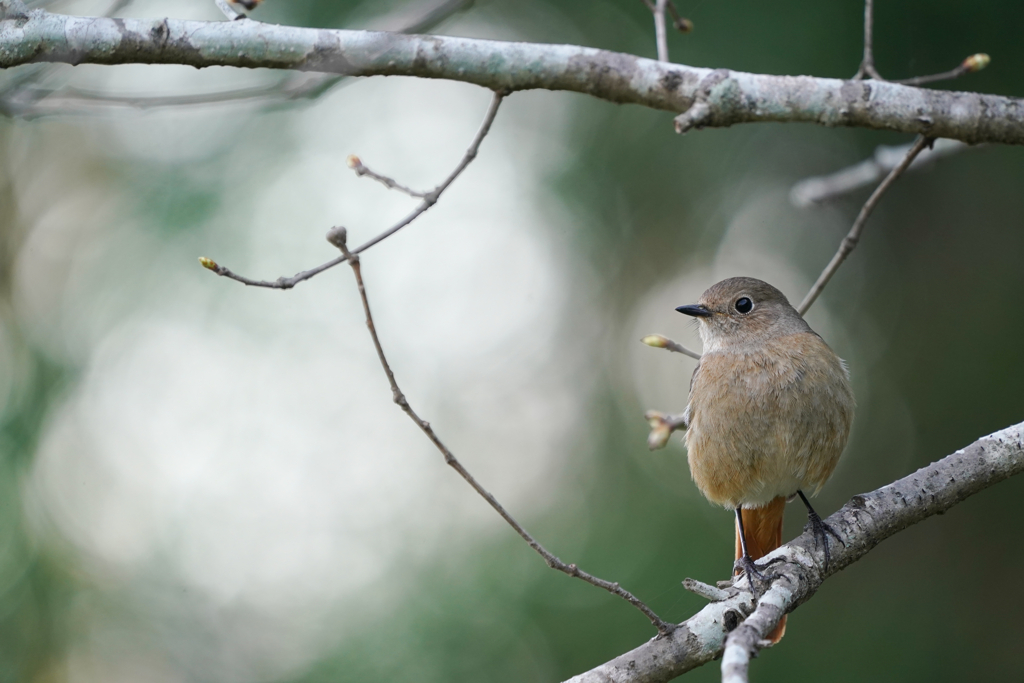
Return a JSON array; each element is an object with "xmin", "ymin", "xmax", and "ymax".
[{"xmin": 1, "ymin": 1, "xmax": 1022, "ymax": 682}]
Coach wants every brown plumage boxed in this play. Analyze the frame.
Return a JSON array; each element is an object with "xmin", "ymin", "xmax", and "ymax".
[{"xmin": 677, "ymin": 277, "xmax": 854, "ymax": 644}]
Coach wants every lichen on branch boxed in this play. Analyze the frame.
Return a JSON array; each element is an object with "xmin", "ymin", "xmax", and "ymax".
[{"xmin": 1, "ymin": 10, "xmax": 1023, "ymax": 144}]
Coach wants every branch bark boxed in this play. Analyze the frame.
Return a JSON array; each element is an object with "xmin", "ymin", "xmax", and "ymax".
[
  {"xmin": 565, "ymin": 420, "xmax": 1024, "ymax": 683},
  {"xmin": 2, "ymin": 10, "xmax": 1024, "ymax": 144}
]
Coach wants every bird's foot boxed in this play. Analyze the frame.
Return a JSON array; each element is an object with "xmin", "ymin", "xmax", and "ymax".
[
  {"xmin": 804, "ymin": 508, "xmax": 845, "ymax": 572},
  {"xmin": 733, "ymin": 554, "xmax": 781, "ymax": 598}
]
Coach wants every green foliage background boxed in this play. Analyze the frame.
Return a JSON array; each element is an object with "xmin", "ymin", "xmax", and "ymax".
[{"xmin": 1, "ymin": 1, "xmax": 1022, "ymax": 681}]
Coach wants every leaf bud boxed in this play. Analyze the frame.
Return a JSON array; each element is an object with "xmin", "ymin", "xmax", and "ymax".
[{"xmin": 962, "ymin": 53, "xmax": 990, "ymax": 73}]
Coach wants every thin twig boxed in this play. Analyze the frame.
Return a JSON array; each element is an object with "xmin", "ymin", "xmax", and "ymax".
[
  {"xmin": 640, "ymin": 333, "xmax": 701, "ymax": 360},
  {"xmin": 653, "ymin": 0, "xmax": 669, "ymax": 62},
  {"xmin": 641, "ymin": 0, "xmax": 692, "ymax": 39},
  {"xmin": 894, "ymin": 53, "xmax": 991, "ymax": 87},
  {"xmin": 346, "ymin": 155, "xmax": 427, "ymax": 198},
  {"xmin": 790, "ymin": 137, "xmax": 970, "ymax": 206},
  {"xmin": 797, "ymin": 135, "xmax": 932, "ymax": 315},
  {"xmin": 329, "ymin": 227, "xmax": 675, "ymax": 636},
  {"xmin": 855, "ymin": 0, "xmax": 884, "ymax": 80},
  {"xmin": 644, "ymin": 410, "xmax": 688, "ymax": 450},
  {"xmin": 201, "ymin": 92, "xmax": 505, "ymax": 289},
  {"xmin": 665, "ymin": 1, "xmax": 693, "ymax": 33},
  {"xmin": 682, "ymin": 578, "xmax": 733, "ymax": 603}
]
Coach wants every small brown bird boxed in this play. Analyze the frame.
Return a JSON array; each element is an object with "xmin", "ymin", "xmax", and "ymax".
[{"xmin": 676, "ymin": 277, "xmax": 854, "ymax": 643}]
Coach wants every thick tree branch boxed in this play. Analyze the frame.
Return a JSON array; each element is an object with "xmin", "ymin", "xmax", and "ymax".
[
  {"xmin": 566, "ymin": 420, "xmax": 1024, "ymax": 683},
  {"xmin": 2, "ymin": 11, "xmax": 1024, "ymax": 144},
  {"xmin": 0, "ymin": 0, "xmax": 472, "ymax": 118}
]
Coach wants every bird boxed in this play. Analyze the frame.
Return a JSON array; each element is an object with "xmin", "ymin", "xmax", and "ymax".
[{"xmin": 675, "ymin": 276, "xmax": 854, "ymax": 643}]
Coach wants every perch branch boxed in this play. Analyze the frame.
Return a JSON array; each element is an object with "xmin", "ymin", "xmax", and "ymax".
[
  {"xmin": 565, "ymin": 420, "xmax": 1024, "ymax": 683},
  {"xmin": 329, "ymin": 226, "xmax": 675, "ymax": 636},
  {"xmin": 797, "ymin": 135, "xmax": 932, "ymax": 315},
  {"xmin": 2, "ymin": 10, "xmax": 1024, "ymax": 144},
  {"xmin": 199, "ymin": 91, "xmax": 504, "ymax": 289}
]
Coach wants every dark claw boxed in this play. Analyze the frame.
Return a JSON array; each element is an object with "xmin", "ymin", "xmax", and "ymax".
[
  {"xmin": 798, "ymin": 491, "xmax": 845, "ymax": 572},
  {"xmin": 733, "ymin": 554, "xmax": 775, "ymax": 598}
]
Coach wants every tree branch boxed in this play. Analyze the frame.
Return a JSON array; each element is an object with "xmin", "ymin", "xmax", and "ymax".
[
  {"xmin": 854, "ymin": 0, "xmax": 883, "ymax": 80},
  {"xmin": 3, "ymin": 11, "xmax": 1024, "ymax": 144},
  {"xmin": 894, "ymin": 53, "xmax": 991, "ymax": 87},
  {"xmin": 797, "ymin": 135, "xmax": 932, "ymax": 314},
  {"xmin": 565, "ymin": 420, "xmax": 1024, "ymax": 683},
  {"xmin": 199, "ymin": 90, "xmax": 504, "ymax": 289},
  {"xmin": 328, "ymin": 226, "xmax": 675, "ymax": 636},
  {"xmin": 652, "ymin": 0, "xmax": 669, "ymax": 63},
  {"xmin": 0, "ymin": 0, "xmax": 472, "ymax": 118},
  {"xmin": 790, "ymin": 137, "xmax": 970, "ymax": 206}
]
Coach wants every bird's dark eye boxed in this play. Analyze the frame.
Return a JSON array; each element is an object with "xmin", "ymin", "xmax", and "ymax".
[{"xmin": 735, "ymin": 297, "xmax": 753, "ymax": 314}]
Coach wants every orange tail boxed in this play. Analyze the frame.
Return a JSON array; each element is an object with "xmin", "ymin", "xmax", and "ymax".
[{"xmin": 735, "ymin": 496, "xmax": 787, "ymax": 643}]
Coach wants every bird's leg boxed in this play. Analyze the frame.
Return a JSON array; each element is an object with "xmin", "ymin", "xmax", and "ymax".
[
  {"xmin": 733, "ymin": 508, "xmax": 773, "ymax": 597},
  {"xmin": 796, "ymin": 490, "xmax": 845, "ymax": 572}
]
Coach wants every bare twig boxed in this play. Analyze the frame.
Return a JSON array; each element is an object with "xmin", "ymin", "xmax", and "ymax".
[
  {"xmin": 198, "ymin": 254, "xmax": 349, "ymax": 289},
  {"xmin": 640, "ymin": 333, "xmax": 701, "ymax": 360},
  {"xmin": 682, "ymin": 578, "xmax": 733, "ymax": 603},
  {"xmin": 566, "ymin": 421, "xmax": 1024, "ymax": 682},
  {"xmin": 643, "ymin": 410, "xmax": 688, "ymax": 450},
  {"xmin": 790, "ymin": 137, "xmax": 970, "ymax": 206},
  {"xmin": 346, "ymin": 155, "xmax": 427, "ymax": 198},
  {"xmin": 665, "ymin": 1, "xmax": 693, "ymax": 33},
  {"xmin": 797, "ymin": 135, "xmax": 932, "ymax": 315},
  {"xmin": 640, "ymin": 0, "xmax": 691, "ymax": 61},
  {"xmin": 894, "ymin": 53, "xmax": 991, "ymax": 87},
  {"xmin": 325, "ymin": 226, "xmax": 675, "ymax": 636},
  {"xmin": 653, "ymin": 0, "xmax": 669, "ymax": 62},
  {"xmin": 200, "ymin": 91, "xmax": 504, "ymax": 289},
  {"xmin": 853, "ymin": 0, "xmax": 989, "ymax": 88},
  {"xmin": 855, "ymin": 0, "xmax": 883, "ymax": 80}
]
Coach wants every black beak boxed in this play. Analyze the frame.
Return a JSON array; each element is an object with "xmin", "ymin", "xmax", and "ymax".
[{"xmin": 676, "ymin": 304, "xmax": 712, "ymax": 318}]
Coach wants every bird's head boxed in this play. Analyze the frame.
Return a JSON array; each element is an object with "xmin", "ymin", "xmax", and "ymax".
[{"xmin": 676, "ymin": 277, "xmax": 810, "ymax": 353}]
